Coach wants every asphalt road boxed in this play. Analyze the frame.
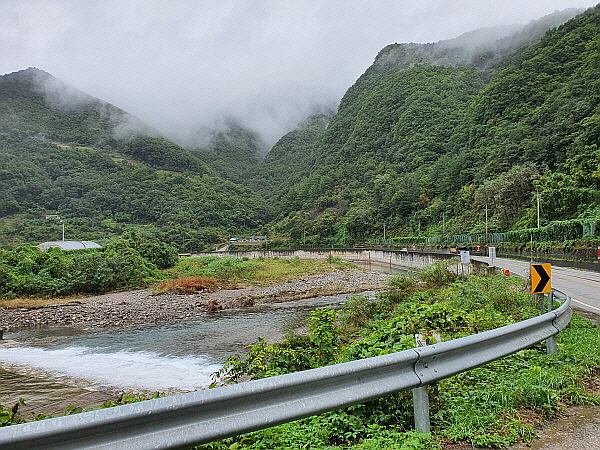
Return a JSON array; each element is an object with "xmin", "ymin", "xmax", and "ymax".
[{"xmin": 472, "ymin": 256, "xmax": 600, "ymax": 315}]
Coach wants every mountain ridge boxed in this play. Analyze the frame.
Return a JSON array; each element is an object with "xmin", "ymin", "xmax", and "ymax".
[
  {"xmin": 261, "ymin": 5, "xmax": 600, "ymax": 244},
  {"xmin": 0, "ymin": 67, "xmax": 157, "ymax": 144},
  {"xmin": 0, "ymin": 68, "xmax": 268, "ymax": 250},
  {"xmin": 2, "ymin": 5, "xmax": 599, "ymax": 249}
]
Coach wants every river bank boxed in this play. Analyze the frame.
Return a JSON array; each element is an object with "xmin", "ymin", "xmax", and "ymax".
[
  {"xmin": 0, "ymin": 269, "xmax": 389, "ymax": 331},
  {"xmin": 0, "ymin": 268, "xmax": 389, "ymax": 419}
]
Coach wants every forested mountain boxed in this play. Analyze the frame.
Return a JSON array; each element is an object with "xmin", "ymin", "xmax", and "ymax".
[
  {"xmin": 263, "ymin": 5, "xmax": 600, "ymax": 244},
  {"xmin": 188, "ymin": 118, "xmax": 267, "ymax": 185},
  {"xmin": 250, "ymin": 114, "xmax": 331, "ymax": 202},
  {"xmin": 2, "ymin": 6, "xmax": 599, "ymax": 251},
  {"xmin": 0, "ymin": 68, "xmax": 267, "ymax": 250},
  {"xmin": 0, "ymin": 67, "xmax": 152, "ymax": 144}
]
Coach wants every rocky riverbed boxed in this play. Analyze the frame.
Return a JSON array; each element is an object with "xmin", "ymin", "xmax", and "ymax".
[{"xmin": 0, "ymin": 269, "xmax": 390, "ymax": 331}]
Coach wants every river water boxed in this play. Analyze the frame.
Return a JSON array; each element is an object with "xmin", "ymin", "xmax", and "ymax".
[{"xmin": 0, "ymin": 291, "xmax": 379, "ymax": 405}]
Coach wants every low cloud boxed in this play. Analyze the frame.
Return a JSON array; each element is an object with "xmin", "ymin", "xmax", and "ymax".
[{"xmin": 1, "ymin": 0, "xmax": 598, "ymax": 148}]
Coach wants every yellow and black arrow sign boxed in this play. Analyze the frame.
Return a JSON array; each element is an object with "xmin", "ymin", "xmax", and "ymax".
[{"xmin": 531, "ymin": 263, "xmax": 551, "ymax": 294}]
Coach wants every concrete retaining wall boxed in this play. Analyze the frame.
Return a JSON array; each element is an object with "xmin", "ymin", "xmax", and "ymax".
[{"xmin": 192, "ymin": 249, "xmax": 466, "ymax": 271}]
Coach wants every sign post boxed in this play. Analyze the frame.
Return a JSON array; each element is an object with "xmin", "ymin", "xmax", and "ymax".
[
  {"xmin": 488, "ymin": 246, "xmax": 496, "ymax": 266},
  {"xmin": 530, "ymin": 264, "xmax": 558, "ymax": 353}
]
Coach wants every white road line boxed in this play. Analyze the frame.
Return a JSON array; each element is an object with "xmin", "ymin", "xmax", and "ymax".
[{"xmin": 572, "ymin": 298, "xmax": 600, "ymax": 312}]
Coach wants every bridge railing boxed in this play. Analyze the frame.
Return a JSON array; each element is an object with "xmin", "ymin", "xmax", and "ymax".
[{"xmin": 0, "ymin": 291, "xmax": 571, "ymax": 450}]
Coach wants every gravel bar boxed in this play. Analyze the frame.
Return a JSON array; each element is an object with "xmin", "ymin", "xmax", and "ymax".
[{"xmin": 0, "ymin": 269, "xmax": 390, "ymax": 331}]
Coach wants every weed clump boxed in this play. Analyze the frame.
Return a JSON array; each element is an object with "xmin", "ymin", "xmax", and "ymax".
[{"xmin": 157, "ymin": 276, "xmax": 218, "ymax": 294}]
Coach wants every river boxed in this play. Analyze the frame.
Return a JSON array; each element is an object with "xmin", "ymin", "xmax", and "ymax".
[{"xmin": 0, "ymin": 290, "xmax": 380, "ymax": 408}]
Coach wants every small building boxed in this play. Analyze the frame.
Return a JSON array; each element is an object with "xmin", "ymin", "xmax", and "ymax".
[{"xmin": 38, "ymin": 241, "xmax": 103, "ymax": 251}]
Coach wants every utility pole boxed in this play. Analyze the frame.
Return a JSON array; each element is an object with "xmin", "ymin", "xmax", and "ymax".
[
  {"xmin": 536, "ymin": 190, "xmax": 541, "ymax": 228},
  {"xmin": 383, "ymin": 224, "xmax": 386, "ymax": 241},
  {"xmin": 485, "ymin": 204, "xmax": 489, "ymax": 242}
]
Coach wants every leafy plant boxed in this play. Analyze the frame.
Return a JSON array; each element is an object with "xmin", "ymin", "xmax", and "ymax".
[{"xmin": 0, "ymin": 398, "xmax": 25, "ymax": 427}]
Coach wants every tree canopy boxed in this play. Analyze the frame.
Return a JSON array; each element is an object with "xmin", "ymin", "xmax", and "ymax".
[{"xmin": 2, "ymin": 7, "xmax": 600, "ymax": 249}]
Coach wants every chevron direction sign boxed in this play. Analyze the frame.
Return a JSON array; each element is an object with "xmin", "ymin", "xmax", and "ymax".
[{"xmin": 531, "ymin": 263, "xmax": 552, "ymax": 294}]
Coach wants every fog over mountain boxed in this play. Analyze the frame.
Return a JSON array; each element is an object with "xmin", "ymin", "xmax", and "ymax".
[{"xmin": 1, "ymin": 0, "xmax": 598, "ymax": 148}]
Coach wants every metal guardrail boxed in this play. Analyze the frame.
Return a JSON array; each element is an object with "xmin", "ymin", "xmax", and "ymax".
[{"xmin": 0, "ymin": 292, "xmax": 571, "ymax": 450}]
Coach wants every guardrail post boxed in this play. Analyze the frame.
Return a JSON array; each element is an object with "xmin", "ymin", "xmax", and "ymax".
[
  {"xmin": 412, "ymin": 386, "xmax": 431, "ymax": 433},
  {"xmin": 546, "ymin": 335, "xmax": 557, "ymax": 355},
  {"xmin": 545, "ymin": 292, "xmax": 558, "ymax": 354},
  {"xmin": 539, "ymin": 294, "xmax": 545, "ymax": 314}
]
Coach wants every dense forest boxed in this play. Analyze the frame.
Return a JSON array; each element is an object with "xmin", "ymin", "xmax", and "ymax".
[
  {"xmin": 1, "ymin": 6, "xmax": 599, "ymax": 251},
  {"xmin": 257, "ymin": 5, "xmax": 600, "ymax": 246},
  {"xmin": 0, "ymin": 69, "xmax": 268, "ymax": 251}
]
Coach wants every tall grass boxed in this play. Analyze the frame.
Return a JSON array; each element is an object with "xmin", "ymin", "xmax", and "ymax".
[{"xmin": 162, "ymin": 256, "xmax": 353, "ymax": 292}]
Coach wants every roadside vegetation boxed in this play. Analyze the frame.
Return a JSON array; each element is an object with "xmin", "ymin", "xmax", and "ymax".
[
  {"xmin": 1, "ymin": 263, "xmax": 599, "ymax": 449},
  {"xmin": 193, "ymin": 264, "xmax": 600, "ymax": 449}
]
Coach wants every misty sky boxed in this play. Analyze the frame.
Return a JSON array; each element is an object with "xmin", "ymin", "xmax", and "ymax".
[{"xmin": 1, "ymin": 0, "xmax": 598, "ymax": 147}]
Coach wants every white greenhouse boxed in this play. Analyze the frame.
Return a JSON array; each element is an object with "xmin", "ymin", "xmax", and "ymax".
[{"xmin": 38, "ymin": 241, "xmax": 103, "ymax": 251}]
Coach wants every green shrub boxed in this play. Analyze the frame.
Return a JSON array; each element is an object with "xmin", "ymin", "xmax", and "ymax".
[
  {"xmin": 0, "ymin": 243, "xmax": 165, "ymax": 298},
  {"xmin": 326, "ymin": 254, "xmax": 343, "ymax": 264},
  {"xmin": 137, "ymin": 241, "xmax": 178, "ymax": 270},
  {"xmin": 418, "ymin": 261, "xmax": 458, "ymax": 287}
]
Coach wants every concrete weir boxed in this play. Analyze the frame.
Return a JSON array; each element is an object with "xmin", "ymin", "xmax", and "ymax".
[{"xmin": 192, "ymin": 249, "xmax": 466, "ymax": 271}]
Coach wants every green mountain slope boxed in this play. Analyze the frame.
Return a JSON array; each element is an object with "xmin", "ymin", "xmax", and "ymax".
[
  {"xmin": 0, "ymin": 69, "xmax": 267, "ymax": 250},
  {"xmin": 438, "ymin": 4, "xmax": 600, "ymax": 229},
  {"xmin": 188, "ymin": 119, "xmax": 267, "ymax": 185},
  {"xmin": 0, "ymin": 68, "xmax": 149, "ymax": 145},
  {"xmin": 265, "ymin": 6, "xmax": 600, "ymax": 244},
  {"xmin": 251, "ymin": 114, "xmax": 331, "ymax": 208}
]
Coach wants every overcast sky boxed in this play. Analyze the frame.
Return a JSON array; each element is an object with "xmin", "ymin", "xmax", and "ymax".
[{"xmin": 1, "ymin": 0, "xmax": 598, "ymax": 147}]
